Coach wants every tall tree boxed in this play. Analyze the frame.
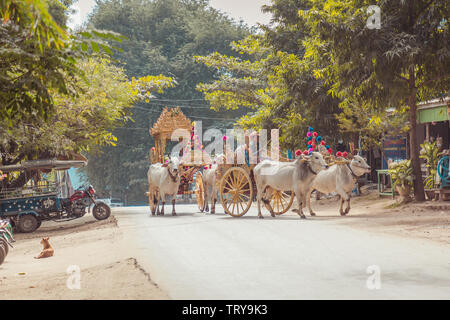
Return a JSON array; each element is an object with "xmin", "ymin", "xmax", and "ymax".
[
  {"xmin": 301, "ymin": 0, "xmax": 450, "ymax": 201},
  {"xmin": 0, "ymin": 57, "xmax": 174, "ymax": 189},
  {"xmin": 196, "ymin": 0, "xmax": 341, "ymax": 150},
  {"xmin": 0, "ymin": 0, "xmax": 125, "ymax": 127}
]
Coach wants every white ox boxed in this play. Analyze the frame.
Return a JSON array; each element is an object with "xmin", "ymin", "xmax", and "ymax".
[
  {"xmin": 202, "ymin": 154, "xmax": 225, "ymax": 214},
  {"xmin": 147, "ymin": 157, "xmax": 181, "ymax": 216},
  {"xmin": 306, "ymin": 155, "xmax": 370, "ymax": 216},
  {"xmin": 253, "ymin": 152, "xmax": 328, "ymax": 219}
]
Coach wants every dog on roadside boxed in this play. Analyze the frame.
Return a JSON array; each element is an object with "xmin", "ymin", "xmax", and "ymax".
[{"xmin": 35, "ymin": 237, "xmax": 54, "ymax": 259}]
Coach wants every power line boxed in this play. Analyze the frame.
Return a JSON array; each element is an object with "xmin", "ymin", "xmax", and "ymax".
[
  {"xmin": 150, "ymin": 98, "xmax": 207, "ymax": 102},
  {"xmin": 131, "ymin": 105, "xmax": 235, "ymax": 121},
  {"xmin": 114, "ymin": 127, "xmax": 148, "ymax": 130},
  {"xmin": 144, "ymin": 101, "xmax": 212, "ymax": 108}
]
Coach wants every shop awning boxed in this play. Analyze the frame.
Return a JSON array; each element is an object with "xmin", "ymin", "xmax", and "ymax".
[{"xmin": 417, "ymin": 98, "xmax": 450, "ymax": 124}]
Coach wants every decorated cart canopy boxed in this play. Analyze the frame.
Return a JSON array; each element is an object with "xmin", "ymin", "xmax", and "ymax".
[
  {"xmin": 149, "ymin": 106, "xmax": 212, "ymax": 164},
  {"xmin": 149, "ymin": 107, "xmax": 192, "ymax": 164}
]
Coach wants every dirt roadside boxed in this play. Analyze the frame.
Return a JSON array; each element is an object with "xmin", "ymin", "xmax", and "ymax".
[
  {"xmin": 0, "ymin": 215, "xmax": 169, "ymax": 300},
  {"xmin": 309, "ymin": 190, "xmax": 450, "ymax": 246}
]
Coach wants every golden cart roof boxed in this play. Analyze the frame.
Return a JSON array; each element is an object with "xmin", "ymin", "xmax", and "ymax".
[{"xmin": 150, "ymin": 107, "xmax": 192, "ymax": 138}]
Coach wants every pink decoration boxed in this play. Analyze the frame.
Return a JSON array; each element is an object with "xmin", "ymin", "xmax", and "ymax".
[
  {"xmin": 307, "ymin": 132, "xmax": 312, "ymax": 137},
  {"xmin": 313, "ymin": 132, "xmax": 318, "ymax": 137},
  {"xmin": 295, "ymin": 149, "xmax": 302, "ymax": 156},
  {"xmin": 336, "ymin": 151, "xmax": 342, "ymax": 157},
  {"xmin": 342, "ymin": 151, "xmax": 348, "ymax": 158},
  {"xmin": 222, "ymin": 136, "xmax": 228, "ymax": 141},
  {"xmin": 328, "ymin": 149, "xmax": 333, "ymax": 154},
  {"xmin": 303, "ymin": 150, "xmax": 308, "ymax": 155}
]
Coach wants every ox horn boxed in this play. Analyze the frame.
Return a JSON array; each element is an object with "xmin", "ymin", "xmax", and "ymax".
[{"xmin": 300, "ymin": 154, "xmax": 310, "ymax": 163}]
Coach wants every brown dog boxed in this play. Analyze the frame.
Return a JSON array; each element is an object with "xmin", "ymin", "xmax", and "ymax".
[{"xmin": 35, "ymin": 237, "xmax": 54, "ymax": 259}]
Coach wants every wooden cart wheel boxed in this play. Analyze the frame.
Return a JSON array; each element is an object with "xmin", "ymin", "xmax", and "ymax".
[
  {"xmin": 195, "ymin": 172, "xmax": 206, "ymax": 212},
  {"xmin": 220, "ymin": 167, "xmax": 253, "ymax": 217},
  {"xmin": 268, "ymin": 189, "xmax": 294, "ymax": 215}
]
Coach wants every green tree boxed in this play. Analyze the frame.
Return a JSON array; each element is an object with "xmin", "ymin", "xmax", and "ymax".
[
  {"xmin": 0, "ymin": 58, "xmax": 174, "ymax": 188},
  {"xmin": 301, "ymin": 0, "xmax": 450, "ymax": 201},
  {"xmin": 0, "ymin": 0, "xmax": 125, "ymax": 127},
  {"xmin": 196, "ymin": 34, "xmax": 340, "ymax": 150}
]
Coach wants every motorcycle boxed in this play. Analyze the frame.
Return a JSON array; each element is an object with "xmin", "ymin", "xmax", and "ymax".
[
  {"xmin": 62, "ymin": 185, "xmax": 111, "ymax": 221},
  {"xmin": 0, "ymin": 219, "xmax": 15, "ymax": 265}
]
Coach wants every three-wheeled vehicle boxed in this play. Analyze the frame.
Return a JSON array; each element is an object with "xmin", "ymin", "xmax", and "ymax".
[{"xmin": 0, "ymin": 159, "xmax": 110, "ymax": 233}]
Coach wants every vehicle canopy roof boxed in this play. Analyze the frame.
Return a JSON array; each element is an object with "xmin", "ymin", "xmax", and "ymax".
[{"xmin": 0, "ymin": 159, "xmax": 87, "ymax": 172}]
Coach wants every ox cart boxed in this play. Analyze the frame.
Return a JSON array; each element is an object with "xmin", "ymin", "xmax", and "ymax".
[
  {"xmin": 147, "ymin": 107, "xmax": 296, "ymax": 217},
  {"xmin": 147, "ymin": 107, "xmax": 211, "ymax": 213},
  {"xmin": 210, "ymin": 144, "xmax": 295, "ymax": 217}
]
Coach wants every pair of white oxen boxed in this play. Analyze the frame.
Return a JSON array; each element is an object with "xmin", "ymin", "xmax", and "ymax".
[{"xmin": 147, "ymin": 152, "xmax": 370, "ymax": 218}]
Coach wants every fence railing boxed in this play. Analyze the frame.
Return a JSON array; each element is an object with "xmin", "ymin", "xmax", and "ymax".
[{"xmin": 0, "ymin": 182, "xmax": 59, "ymax": 200}]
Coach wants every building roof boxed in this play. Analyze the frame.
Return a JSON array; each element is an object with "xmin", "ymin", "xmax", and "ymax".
[{"xmin": 417, "ymin": 96, "xmax": 450, "ymax": 110}]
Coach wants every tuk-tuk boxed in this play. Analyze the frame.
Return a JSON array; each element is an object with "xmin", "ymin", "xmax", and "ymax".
[{"xmin": 0, "ymin": 159, "xmax": 110, "ymax": 233}]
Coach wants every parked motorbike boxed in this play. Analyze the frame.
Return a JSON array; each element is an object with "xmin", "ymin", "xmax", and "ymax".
[
  {"xmin": 0, "ymin": 219, "xmax": 15, "ymax": 265},
  {"xmin": 62, "ymin": 185, "xmax": 111, "ymax": 221}
]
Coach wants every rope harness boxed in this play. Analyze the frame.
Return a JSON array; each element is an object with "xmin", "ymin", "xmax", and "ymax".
[
  {"xmin": 167, "ymin": 167, "xmax": 178, "ymax": 183},
  {"xmin": 346, "ymin": 163, "xmax": 358, "ymax": 181}
]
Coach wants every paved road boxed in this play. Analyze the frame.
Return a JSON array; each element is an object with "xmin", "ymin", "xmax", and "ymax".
[{"xmin": 114, "ymin": 205, "xmax": 450, "ymax": 299}]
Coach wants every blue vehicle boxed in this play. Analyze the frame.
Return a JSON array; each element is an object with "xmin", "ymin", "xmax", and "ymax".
[{"xmin": 0, "ymin": 159, "xmax": 110, "ymax": 233}]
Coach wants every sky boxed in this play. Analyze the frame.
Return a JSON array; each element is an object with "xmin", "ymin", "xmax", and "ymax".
[{"xmin": 68, "ymin": 0, "xmax": 273, "ymax": 29}]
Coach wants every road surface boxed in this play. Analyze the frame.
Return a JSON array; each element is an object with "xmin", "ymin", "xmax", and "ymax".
[{"xmin": 114, "ymin": 204, "xmax": 450, "ymax": 299}]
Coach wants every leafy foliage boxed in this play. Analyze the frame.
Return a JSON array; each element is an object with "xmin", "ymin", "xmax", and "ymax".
[
  {"xmin": 196, "ymin": 1, "xmax": 341, "ymax": 150},
  {"xmin": 389, "ymin": 159, "xmax": 414, "ymax": 189},
  {"xmin": 0, "ymin": 0, "xmax": 127, "ymax": 126},
  {"xmin": 0, "ymin": 58, "xmax": 174, "ymax": 188},
  {"xmin": 299, "ymin": 0, "xmax": 450, "ymax": 200}
]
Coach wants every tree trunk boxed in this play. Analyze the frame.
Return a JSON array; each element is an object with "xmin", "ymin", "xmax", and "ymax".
[{"xmin": 408, "ymin": 72, "xmax": 425, "ymax": 202}]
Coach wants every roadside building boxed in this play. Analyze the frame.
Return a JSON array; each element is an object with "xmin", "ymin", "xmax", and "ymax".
[{"xmin": 416, "ymin": 96, "xmax": 450, "ymax": 150}]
